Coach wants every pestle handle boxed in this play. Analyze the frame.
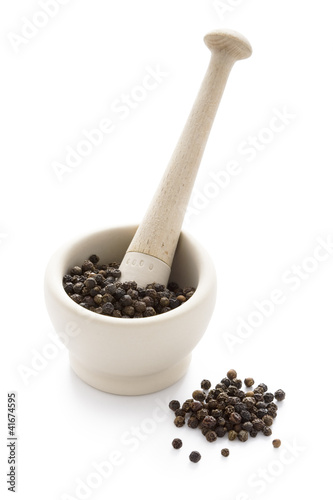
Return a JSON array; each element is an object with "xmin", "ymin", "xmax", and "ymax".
[{"xmin": 119, "ymin": 30, "xmax": 252, "ymax": 286}]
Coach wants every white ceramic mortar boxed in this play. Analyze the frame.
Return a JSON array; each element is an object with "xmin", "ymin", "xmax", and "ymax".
[{"xmin": 44, "ymin": 225, "xmax": 217, "ymax": 395}]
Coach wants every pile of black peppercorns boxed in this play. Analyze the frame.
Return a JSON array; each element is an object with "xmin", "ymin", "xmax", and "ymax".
[
  {"xmin": 170, "ymin": 369, "xmax": 285, "ymax": 462},
  {"xmin": 62, "ymin": 254, "xmax": 195, "ymax": 318}
]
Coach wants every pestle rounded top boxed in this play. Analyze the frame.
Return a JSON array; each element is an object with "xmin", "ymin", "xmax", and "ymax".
[{"xmin": 204, "ymin": 29, "xmax": 252, "ymax": 60}]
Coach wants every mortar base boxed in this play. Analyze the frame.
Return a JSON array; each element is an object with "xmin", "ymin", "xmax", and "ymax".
[{"xmin": 69, "ymin": 354, "xmax": 192, "ymax": 396}]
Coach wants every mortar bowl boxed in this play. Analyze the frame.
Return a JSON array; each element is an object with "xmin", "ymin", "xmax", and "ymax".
[{"xmin": 44, "ymin": 225, "xmax": 217, "ymax": 395}]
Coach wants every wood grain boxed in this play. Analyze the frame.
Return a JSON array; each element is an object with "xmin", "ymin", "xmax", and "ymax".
[{"xmin": 121, "ymin": 30, "xmax": 252, "ymax": 275}]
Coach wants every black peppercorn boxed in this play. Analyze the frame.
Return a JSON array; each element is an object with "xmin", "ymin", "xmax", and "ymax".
[
  {"xmin": 188, "ymin": 416, "xmax": 199, "ymax": 429},
  {"xmin": 263, "ymin": 426, "xmax": 272, "ymax": 436},
  {"xmin": 227, "ymin": 369, "xmax": 237, "ymax": 380},
  {"xmin": 71, "ymin": 266, "xmax": 82, "ymax": 276},
  {"xmin": 169, "ymin": 298, "xmax": 180, "ymax": 309},
  {"xmin": 256, "ymin": 401, "xmax": 266, "ymax": 409},
  {"xmin": 238, "ymin": 430, "xmax": 248, "ymax": 442},
  {"xmin": 254, "ymin": 390, "xmax": 264, "ymax": 400},
  {"xmin": 88, "ymin": 254, "xmax": 99, "ymax": 264},
  {"xmin": 169, "ymin": 400, "xmax": 180, "ymax": 412},
  {"xmin": 230, "ymin": 378, "xmax": 242, "ymax": 389},
  {"xmin": 110, "ymin": 268, "xmax": 121, "ymax": 279},
  {"xmin": 172, "ymin": 438, "xmax": 182, "ymax": 449},
  {"xmin": 272, "ymin": 439, "xmax": 281, "ymax": 448},
  {"xmin": 101, "ymin": 303, "xmax": 114, "ymax": 316},
  {"xmin": 123, "ymin": 306, "xmax": 135, "ymax": 317},
  {"xmin": 64, "ymin": 283, "xmax": 74, "ymax": 294},
  {"xmin": 274, "ymin": 389, "xmax": 286, "ymax": 401},
  {"xmin": 160, "ymin": 297, "xmax": 170, "ymax": 308},
  {"xmin": 206, "ymin": 430, "xmax": 217, "ymax": 442},
  {"xmin": 133, "ymin": 300, "xmax": 146, "ymax": 313},
  {"xmin": 257, "ymin": 409, "xmax": 268, "ymax": 419},
  {"xmin": 114, "ymin": 287, "xmax": 126, "ymax": 300},
  {"xmin": 242, "ymin": 421, "xmax": 253, "ymax": 432},
  {"xmin": 191, "ymin": 401, "xmax": 203, "ymax": 412},
  {"xmin": 229, "ymin": 412, "xmax": 242, "ymax": 424},
  {"xmin": 112, "ymin": 310, "xmax": 122, "ymax": 318},
  {"xmin": 228, "ymin": 430, "xmax": 237, "ymax": 441},
  {"xmin": 215, "ymin": 426, "xmax": 226, "ymax": 437},
  {"xmin": 174, "ymin": 416, "xmax": 185, "ymax": 428},
  {"xmin": 262, "ymin": 415, "xmax": 274, "ymax": 426},
  {"xmin": 252, "ymin": 419, "xmax": 265, "ymax": 431},
  {"xmin": 72, "ymin": 282, "xmax": 84, "ymax": 294},
  {"xmin": 120, "ymin": 294, "xmax": 133, "ymax": 307},
  {"xmin": 211, "ymin": 409, "xmax": 222, "ymax": 418},
  {"xmin": 84, "ymin": 277, "xmax": 96, "ymax": 290},
  {"xmin": 104, "ymin": 283, "xmax": 117, "ymax": 295},
  {"xmin": 221, "ymin": 377, "xmax": 231, "ymax": 387},
  {"xmin": 70, "ymin": 294, "xmax": 83, "ymax": 304},
  {"xmin": 175, "ymin": 409, "xmax": 186, "ymax": 418},
  {"xmin": 196, "ymin": 409, "xmax": 209, "ymax": 420},
  {"xmin": 182, "ymin": 400, "xmax": 193, "ymax": 412},
  {"xmin": 227, "ymin": 386, "xmax": 238, "ymax": 397},
  {"xmin": 202, "ymin": 416, "xmax": 217, "ymax": 429},
  {"xmin": 264, "ymin": 392, "xmax": 274, "ymax": 403},
  {"xmin": 189, "ymin": 451, "xmax": 201, "ymax": 463},
  {"xmin": 257, "ymin": 383, "xmax": 268, "ymax": 392},
  {"xmin": 82, "ymin": 260, "xmax": 94, "ymax": 272},
  {"xmin": 225, "ymin": 420, "xmax": 234, "ymax": 430},
  {"xmin": 143, "ymin": 307, "xmax": 156, "ymax": 317},
  {"xmin": 93, "ymin": 294, "xmax": 103, "ymax": 305},
  {"xmin": 201, "ymin": 379, "xmax": 211, "ymax": 391},
  {"xmin": 244, "ymin": 377, "xmax": 254, "ymax": 387},
  {"xmin": 208, "ymin": 400, "xmax": 218, "ymax": 410},
  {"xmin": 221, "ymin": 448, "xmax": 229, "ymax": 457},
  {"xmin": 240, "ymin": 410, "xmax": 252, "ymax": 422},
  {"xmin": 243, "ymin": 397, "xmax": 256, "ymax": 408},
  {"xmin": 192, "ymin": 390, "xmax": 206, "ymax": 402},
  {"xmin": 267, "ymin": 402, "xmax": 278, "ymax": 412}
]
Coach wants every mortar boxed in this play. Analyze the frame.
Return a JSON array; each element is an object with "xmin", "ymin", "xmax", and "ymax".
[
  {"xmin": 44, "ymin": 225, "xmax": 217, "ymax": 395},
  {"xmin": 44, "ymin": 29, "xmax": 251, "ymax": 395}
]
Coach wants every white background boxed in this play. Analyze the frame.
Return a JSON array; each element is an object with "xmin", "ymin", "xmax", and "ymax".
[{"xmin": 1, "ymin": 1, "xmax": 332, "ymax": 499}]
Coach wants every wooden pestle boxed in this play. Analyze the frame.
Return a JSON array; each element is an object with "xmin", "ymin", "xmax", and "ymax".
[{"xmin": 119, "ymin": 29, "xmax": 252, "ymax": 287}]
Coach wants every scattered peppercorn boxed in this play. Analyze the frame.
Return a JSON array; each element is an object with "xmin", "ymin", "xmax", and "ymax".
[
  {"xmin": 192, "ymin": 390, "xmax": 206, "ymax": 402},
  {"xmin": 244, "ymin": 377, "xmax": 254, "ymax": 387},
  {"xmin": 272, "ymin": 439, "xmax": 281, "ymax": 448},
  {"xmin": 189, "ymin": 451, "xmax": 201, "ymax": 463},
  {"xmin": 169, "ymin": 400, "xmax": 180, "ymax": 411},
  {"xmin": 227, "ymin": 369, "xmax": 237, "ymax": 380},
  {"xmin": 201, "ymin": 379, "xmax": 211, "ymax": 391},
  {"xmin": 172, "ymin": 438, "xmax": 183, "ymax": 449},
  {"xmin": 262, "ymin": 415, "xmax": 274, "ymax": 427},
  {"xmin": 238, "ymin": 430, "xmax": 248, "ymax": 442},
  {"xmin": 221, "ymin": 448, "xmax": 229, "ymax": 457},
  {"xmin": 174, "ymin": 416, "xmax": 185, "ymax": 427},
  {"xmin": 228, "ymin": 430, "xmax": 237, "ymax": 441},
  {"xmin": 169, "ymin": 370, "xmax": 285, "ymax": 453},
  {"xmin": 206, "ymin": 430, "xmax": 218, "ymax": 442},
  {"xmin": 274, "ymin": 389, "xmax": 286, "ymax": 401},
  {"xmin": 63, "ymin": 255, "xmax": 195, "ymax": 318}
]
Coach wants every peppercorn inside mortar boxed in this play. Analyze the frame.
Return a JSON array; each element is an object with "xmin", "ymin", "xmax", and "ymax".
[{"xmin": 62, "ymin": 254, "xmax": 196, "ymax": 318}]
